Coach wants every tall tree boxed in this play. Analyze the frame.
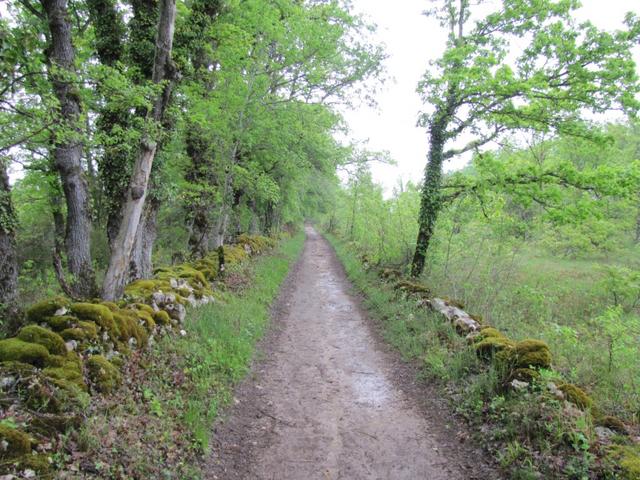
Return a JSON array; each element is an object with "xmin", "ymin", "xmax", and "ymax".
[
  {"xmin": 39, "ymin": 0, "xmax": 97, "ymax": 296},
  {"xmin": 411, "ymin": 0, "xmax": 640, "ymax": 277},
  {"xmin": 102, "ymin": 0, "xmax": 178, "ymax": 300},
  {"xmin": 0, "ymin": 157, "xmax": 19, "ymax": 328}
]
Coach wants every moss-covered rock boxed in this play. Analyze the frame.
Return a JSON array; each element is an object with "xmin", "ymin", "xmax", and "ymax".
[
  {"xmin": 476, "ymin": 327, "xmax": 506, "ymax": 341},
  {"xmin": 70, "ymin": 303, "xmax": 118, "ymax": 337},
  {"xmin": 0, "ymin": 338, "xmax": 49, "ymax": 367},
  {"xmin": 113, "ymin": 312, "xmax": 148, "ymax": 347},
  {"xmin": 26, "ymin": 296, "xmax": 70, "ymax": 323},
  {"xmin": 557, "ymin": 383, "xmax": 592, "ymax": 410},
  {"xmin": 100, "ymin": 301, "xmax": 120, "ymax": 312},
  {"xmin": 513, "ymin": 339, "xmax": 552, "ymax": 369},
  {"xmin": 44, "ymin": 315, "xmax": 76, "ymax": 332},
  {"xmin": 606, "ymin": 444, "xmax": 640, "ymax": 480},
  {"xmin": 509, "ymin": 367, "xmax": 541, "ymax": 383},
  {"xmin": 475, "ymin": 336, "xmax": 515, "ymax": 359},
  {"xmin": 60, "ymin": 319, "xmax": 98, "ymax": 341},
  {"xmin": 152, "ymin": 310, "xmax": 171, "ymax": 326},
  {"xmin": 43, "ymin": 352, "xmax": 84, "ymax": 391},
  {"xmin": 129, "ymin": 308, "xmax": 155, "ymax": 331},
  {"xmin": 5, "ymin": 453, "xmax": 52, "ymax": 474},
  {"xmin": 236, "ymin": 234, "xmax": 275, "ymax": 254},
  {"xmin": 596, "ymin": 415, "xmax": 627, "ymax": 434},
  {"xmin": 0, "ymin": 425, "xmax": 31, "ymax": 460},
  {"xmin": 134, "ymin": 303, "xmax": 155, "ymax": 315},
  {"xmin": 222, "ymin": 245, "xmax": 249, "ymax": 265},
  {"xmin": 17, "ymin": 325, "xmax": 67, "ymax": 355},
  {"xmin": 87, "ymin": 355, "xmax": 121, "ymax": 393},
  {"xmin": 124, "ymin": 279, "xmax": 173, "ymax": 300}
]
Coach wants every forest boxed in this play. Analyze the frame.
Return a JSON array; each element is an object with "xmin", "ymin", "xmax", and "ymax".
[{"xmin": 1, "ymin": 0, "xmax": 640, "ymax": 478}]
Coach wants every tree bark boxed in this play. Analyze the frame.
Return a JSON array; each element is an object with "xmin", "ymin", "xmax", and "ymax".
[
  {"xmin": 41, "ymin": 0, "xmax": 97, "ymax": 298},
  {"xmin": 0, "ymin": 160, "xmax": 20, "ymax": 329},
  {"xmin": 129, "ymin": 195, "xmax": 159, "ymax": 281},
  {"xmin": 102, "ymin": 0, "xmax": 177, "ymax": 300}
]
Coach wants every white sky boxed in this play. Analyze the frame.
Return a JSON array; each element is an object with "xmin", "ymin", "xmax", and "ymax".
[{"xmin": 342, "ymin": 0, "xmax": 640, "ymax": 193}]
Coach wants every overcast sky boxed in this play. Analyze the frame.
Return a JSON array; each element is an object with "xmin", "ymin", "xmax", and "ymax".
[{"xmin": 342, "ymin": 0, "xmax": 640, "ymax": 193}]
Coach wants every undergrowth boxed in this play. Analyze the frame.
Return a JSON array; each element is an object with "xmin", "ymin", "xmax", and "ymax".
[{"xmin": 65, "ymin": 232, "xmax": 304, "ymax": 478}]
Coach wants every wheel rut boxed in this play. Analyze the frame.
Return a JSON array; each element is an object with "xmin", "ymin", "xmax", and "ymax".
[{"xmin": 206, "ymin": 226, "xmax": 498, "ymax": 479}]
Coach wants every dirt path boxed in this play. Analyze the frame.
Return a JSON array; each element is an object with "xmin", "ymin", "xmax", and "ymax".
[{"xmin": 206, "ymin": 226, "xmax": 497, "ymax": 479}]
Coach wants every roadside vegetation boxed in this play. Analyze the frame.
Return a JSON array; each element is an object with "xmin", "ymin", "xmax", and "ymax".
[
  {"xmin": 326, "ymin": 231, "xmax": 639, "ymax": 479},
  {"xmin": 65, "ymin": 232, "xmax": 304, "ymax": 478}
]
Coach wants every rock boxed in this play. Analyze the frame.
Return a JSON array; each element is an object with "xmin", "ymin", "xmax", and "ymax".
[
  {"xmin": 510, "ymin": 379, "xmax": 529, "ymax": 391},
  {"xmin": 65, "ymin": 340, "xmax": 78, "ymax": 352},
  {"xmin": 595, "ymin": 426, "xmax": 616, "ymax": 444},
  {"xmin": 547, "ymin": 382, "xmax": 565, "ymax": 400}
]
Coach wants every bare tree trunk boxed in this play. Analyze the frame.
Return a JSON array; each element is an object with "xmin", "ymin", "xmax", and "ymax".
[
  {"xmin": 41, "ymin": 0, "xmax": 97, "ymax": 298},
  {"xmin": 129, "ymin": 196, "xmax": 159, "ymax": 281},
  {"xmin": 102, "ymin": 0, "xmax": 177, "ymax": 300},
  {"xmin": 0, "ymin": 159, "xmax": 20, "ymax": 330}
]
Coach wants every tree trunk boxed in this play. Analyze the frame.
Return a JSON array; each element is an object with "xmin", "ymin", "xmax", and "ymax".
[
  {"xmin": 411, "ymin": 121, "xmax": 447, "ymax": 278},
  {"xmin": 41, "ymin": 0, "xmax": 97, "ymax": 298},
  {"xmin": 0, "ymin": 160, "xmax": 20, "ymax": 329},
  {"xmin": 186, "ymin": 124, "xmax": 215, "ymax": 258},
  {"xmin": 102, "ymin": 0, "xmax": 177, "ymax": 300},
  {"xmin": 129, "ymin": 195, "xmax": 160, "ymax": 281}
]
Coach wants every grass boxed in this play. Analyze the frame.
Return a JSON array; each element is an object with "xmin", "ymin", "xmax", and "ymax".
[
  {"xmin": 425, "ymin": 244, "xmax": 640, "ymax": 421},
  {"xmin": 68, "ymin": 231, "xmax": 305, "ymax": 478}
]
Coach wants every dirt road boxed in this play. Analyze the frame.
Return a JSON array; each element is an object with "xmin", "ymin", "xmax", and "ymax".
[{"xmin": 207, "ymin": 226, "xmax": 497, "ymax": 479}]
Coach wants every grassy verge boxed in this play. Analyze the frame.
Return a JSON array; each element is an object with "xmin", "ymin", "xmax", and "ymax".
[
  {"xmin": 66, "ymin": 232, "xmax": 305, "ymax": 478},
  {"xmin": 325, "ymin": 233, "xmax": 633, "ymax": 480}
]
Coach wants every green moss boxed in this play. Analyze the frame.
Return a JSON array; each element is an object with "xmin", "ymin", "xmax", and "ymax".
[
  {"xmin": 70, "ymin": 303, "xmax": 118, "ymax": 337},
  {"xmin": 513, "ymin": 339, "xmax": 552, "ymax": 369},
  {"xmin": 0, "ymin": 425, "xmax": 31, "ymax": 460},
  {"xmin": 5, "ymin": 453, "xmax": 52, "ymax": 474},
  {"xmin": 236, "ymin": 234, "xmax": 275, "ymax": 253},
  {"xmin": 43, "ymin": 353, "xmax": 86, "ymax": 390},
  {"xmin": 134, "ymin": 303, "xmax": 155, "ymax": 314},
  {"xmin": 476, "ymin": 327, "xmax": 506, "ymax": 341},
  {"xmin": 475, "ymin": 336, "xmax": 515, "ymax": 359},
  {"xmin": 17, "ymin": 325, "xmax": 67, "ymax": 355},
  {"xmin": 134, "ymin": 309, "xmax": 156, "ymax": 331},
  {"xmin": 606, "ymin": 444, "xmax": 640, "ymax": 480},
  {"xmin": 87, "ymin": 355, "xmax": 122, "ymax": 393},
  {"xmin": 0, "ymin": 338, "xmax": 49, "ymax": 367},
  {"xmin": 153, "ymin": 310, "xmax": 171, "ymax": 326},
  {"xmin": 510, "ymin": 368, "xmax": 541, "ymax": 383},
  {"xmin": 557, "ymin": 383, "xmax": 593, "ymax": 410},
  {"xmin": 124, "ymin": 279, "xmax": 172, "ymax": 300},
  {"xmin": 59, "ymin": 320, "xmax": 98, "ymax": 342},
  {"xmin": 44, "ymin": 315, "xmax": 76, "ymax": 331},
  {"xmin": 222, "ymin": 245, "xmax": 249, "ymax": 265},
  {"xmin": 26, "ymin": 296, "xmax": 70, "ymax": 323},
  {"xmin": 0, "ymin": 360, "xmax": 36, "ymax": 376},
  {"xmin": 100, "ymin": 301, "xmax": 120, "ymax": 312},
  {"xmin": 113, "ymin": 312, "xmax": 148, "ymax": 347}
]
